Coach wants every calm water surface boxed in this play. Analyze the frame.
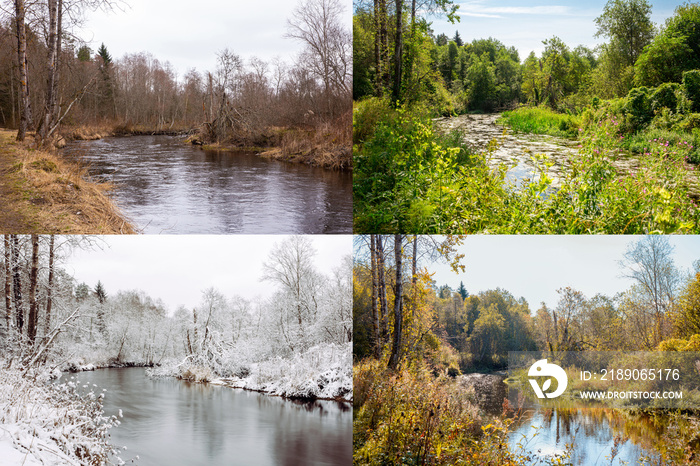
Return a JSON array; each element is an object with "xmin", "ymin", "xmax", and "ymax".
[
  {"xmin": 64, "ymin": 136, "xmax": 352, "ymax": 234},
  {"xmin": 71, "ymin": 368, "xmax": 352, "ymax": 465}
]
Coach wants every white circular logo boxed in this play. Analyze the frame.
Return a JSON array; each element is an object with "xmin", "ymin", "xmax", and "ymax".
[{"xmin": 528, "ymin": 359, "xmax": 568, "ymax": 399}]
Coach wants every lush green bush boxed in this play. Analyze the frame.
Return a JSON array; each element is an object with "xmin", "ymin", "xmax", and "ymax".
[
  {"xmin": 624, "ymin": 87, "xmax": 652, "ymax": 130},
  {"xmin": 353, "ymin": 97, "xmax": 394, "ymax": 145},
  {"xmin": 683, "ymin": 69, "xmax": 700, "ymax": 112},
  {"xmin": 650, "ymin": 82, "xmax": 681, "ymax": 113}
]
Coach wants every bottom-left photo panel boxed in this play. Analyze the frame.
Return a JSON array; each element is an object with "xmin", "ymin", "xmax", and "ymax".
[{"xmin": 0, "ymin": 234, "xmax": 352, "ymax": 466}]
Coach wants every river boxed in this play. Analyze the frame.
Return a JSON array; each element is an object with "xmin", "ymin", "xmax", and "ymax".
[
  {"xmin": 69, "ymin": 368, "xmax": 352, "ymax": 465},
  {"xmin": 459, "ymin": 374, "xmax": 664, "ymax": 465},
  {"xmin": 63, "ymin": 136, "xmax": 353, "ymax": 234},
  {"xmin": 434, "ymin": 114, "xmax": 643, "ymax": 188}
]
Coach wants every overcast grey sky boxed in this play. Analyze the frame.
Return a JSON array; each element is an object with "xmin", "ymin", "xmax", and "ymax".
[
  {"xmin": 425, "ymin": 235, "xmax": 700, "ymax": 312},
  {"xmin": 430, "ymin": 0, "xmax": 680, "ymax": 61},
  {"xmin": 79, "ymin": 0, "xmax": 352, "ymax": 75},
  {"xmin": 65, "ymin": 235, "xmax": 351, "ymax": 312}
]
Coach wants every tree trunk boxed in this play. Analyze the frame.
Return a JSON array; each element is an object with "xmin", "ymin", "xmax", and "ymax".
[
  {"xmin": 15, "ymin": 0, "xmax": 32, "ymax": 141},
  {"xmin": 370, "ymin": 235, "xmax": 380, "ymax": 358},
  {"xmin": 4, "ymin": 236, "xmax": 12, "ymax": 333},
  {"xmin": 376, "ymin": 235, "xmax": 388, "ymax": 345},
  {"xmin": 388, "ymin": 234, "xmax": 403, "ymax": 370},
  {"xmin": 10, "ymin": 236, "xmax": 24, "ymax": 334},
  {"xmin": 44, "ymin": 235, "xmax": 55, "ymax": 337},
  {"xmin": 392, "ymin": 0, "xmax": 403, "ymax": 104},
  {"xmin": 38, "ymin": 0, "xmax": 59, "ymax": 143},
  {"xmin": 27, "ymin": 234, "xmax": 39, "ymax": 343},
  {"xmin": 411, "ymin": 235, "xmax": 417, "ymax": 286}
]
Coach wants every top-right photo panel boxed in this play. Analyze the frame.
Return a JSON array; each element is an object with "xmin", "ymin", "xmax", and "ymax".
[{"xmin": 353, "ymin": 0, "xmax": 700, "ymax": 234}]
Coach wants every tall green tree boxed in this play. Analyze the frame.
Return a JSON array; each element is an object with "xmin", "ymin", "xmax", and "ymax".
[{"xmin": 594, "ymin": 0, "xmax": 655, "ymax": 67}]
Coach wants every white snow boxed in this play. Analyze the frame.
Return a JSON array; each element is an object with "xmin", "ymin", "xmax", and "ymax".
[{"xmin": 0, "ymin": 365, "xmax": 121, "ymax": 466}]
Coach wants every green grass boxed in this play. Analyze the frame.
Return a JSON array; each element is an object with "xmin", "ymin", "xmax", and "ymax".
[{"xmin": 499, "ymin": 106, "xmax": 582, "ymax": 138}]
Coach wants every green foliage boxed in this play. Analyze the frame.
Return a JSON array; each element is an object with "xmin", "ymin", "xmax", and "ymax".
[
  {"xmin": 635, "ymin": 35, "xmax": 693, "ymax": 87},
  {"xmin": 353, "ymin": 97, "xmax": 393, "ymax": 145},
  {"xmin": 354, "ymin": 104, "xmax": 700, "ymax": 233},
  {"xmin": 353, "ymin": 15, "xmax": 375, "ymax": 100},
  {"xmin": 499, "ymin": 106, "xmax": 581, "ymax": 138},
  {"xmin": 623, "ymin": 86, "xmax": 652, "ymax": 129},
  {"xmin": 77, "ymin": 46, "xmax": 92, "ymax": 62},
  {"xmin": 594, "ymin": 0, "xmax": 654, "ymax": 67},
  {"xmin": 97, "ymin": 43, "xmax": 112, "ymax": 66},
  {"xmin": 683, "ymin": 69, "xmax": 700, "ymax": 112},
  {"xmin": 650, "ymin": 83, "xmax": 681, "ymax": 113}
]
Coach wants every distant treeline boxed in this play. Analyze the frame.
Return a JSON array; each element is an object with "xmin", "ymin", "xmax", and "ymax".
[
  {"xmin": 353, "ymin": 0, "xmax": 700, "ymax": 114},
  {"xmin": 0, "ymin": 0, "xmax": 351, "ymax": 146}
]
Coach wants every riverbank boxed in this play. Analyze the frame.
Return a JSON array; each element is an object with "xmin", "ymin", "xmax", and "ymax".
[
  {"xmin": 191, "ymin": 114, "xmax": 352, "ymax": 170},
  {"xmin": 61, "ymin": 122, "xmax": 193, "ymax": 142},
  {"xmin": 0, "ymin": 129, "xmax": 135, "ymax": 233},
  {"xmin": 149, "ymin": 343, "xmax": 352, "ymax": 403},
  {"xmin": 0, "ymin": 365, "xmax": 120, "ymax": 465}
]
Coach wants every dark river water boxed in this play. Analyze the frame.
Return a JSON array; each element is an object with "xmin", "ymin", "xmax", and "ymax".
[
  {"xmin": 69, "ymin": 368, "xmax": 352, "ymax": 465},
  {"xmin": 63, "ymin": 136, "xmax": 353, "ymax": 234}
]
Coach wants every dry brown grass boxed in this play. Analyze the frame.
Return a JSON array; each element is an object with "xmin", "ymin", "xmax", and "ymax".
[
  {"xmin": 259, "ymin": 112, "xmax": 352, "ymax": 170},
  {"xmin": 0, "ymin": 129, "xmax": 135, "ymax": 233}
]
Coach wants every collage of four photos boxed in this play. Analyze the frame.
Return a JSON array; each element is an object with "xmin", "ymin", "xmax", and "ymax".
[{"xmin": 1, "ymin": 0, "xmax": 700, "ymax": 464}]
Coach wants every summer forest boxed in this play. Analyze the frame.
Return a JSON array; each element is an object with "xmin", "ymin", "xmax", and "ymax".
[{"xmin": 353, "ymin": 0, "xmax": 700, "ymax": 233}]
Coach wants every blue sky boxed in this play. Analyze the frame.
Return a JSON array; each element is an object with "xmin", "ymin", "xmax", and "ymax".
[
  {"xmin": 429, "ymin": 235, "xmax": 700, "ymax": 312},
  {"xmin": 430, "ymin": 0, "xmax": 681, "ymax": 61}
]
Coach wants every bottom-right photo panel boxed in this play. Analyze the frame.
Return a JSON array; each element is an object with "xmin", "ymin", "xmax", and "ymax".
[{"xmin": 353, "ymin": 235, "xmax": 700, "ymax": 466}]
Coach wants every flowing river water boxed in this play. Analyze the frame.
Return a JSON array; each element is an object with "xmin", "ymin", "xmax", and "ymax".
[
  {"xmin": 433, "ymin": 113, "xmax": 700, "ymax": 193},
  {"xmin": 70, "ymin": 368, "xmax": 352, "ymax": 465},
  {"xmin": 63, "ymin": 135, "xmax": 353, "ymax": 234}
]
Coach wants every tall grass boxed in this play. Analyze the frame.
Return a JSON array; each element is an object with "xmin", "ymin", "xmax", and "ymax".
[
  {"xmin": 499, "ymin": 106, "xmax": 581, "ymax": 138},
  {"xmin": 0, "ymin": 129, "xmax": 135, "ymax": 233}
]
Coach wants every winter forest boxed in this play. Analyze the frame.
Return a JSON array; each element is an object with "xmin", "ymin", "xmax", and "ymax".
[{"xmin": 0, "ymin": 235, "xmax": 352, "ymax": 465}]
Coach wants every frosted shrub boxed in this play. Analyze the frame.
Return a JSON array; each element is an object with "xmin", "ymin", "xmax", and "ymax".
[{"xmin": 0, "ymin": 367, "xmax": 121, "ymax": 464}]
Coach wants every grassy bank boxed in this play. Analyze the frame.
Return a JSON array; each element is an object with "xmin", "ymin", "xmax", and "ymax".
[
  {"xmin": 0, "ymin": 129, "xmax": 135, "ymax": 233},
  {"xmin": 499, "ymin": 106, "xmax": 581, "ymax": 138},
  {"xmin": 194, "ymin": 112, "xmax": 352, "ymax": 170}
]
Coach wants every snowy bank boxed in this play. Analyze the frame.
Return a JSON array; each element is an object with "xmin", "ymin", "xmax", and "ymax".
[
  {"xmin": 0, "ymin": 366, "xmax": 121, "ymax": 465},
  {"xmin": 149, "ymin": 342, "xmax": 353, "ymax": 402}
]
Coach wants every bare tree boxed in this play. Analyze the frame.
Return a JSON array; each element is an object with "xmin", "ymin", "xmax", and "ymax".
[
  {"xmin": 619, "ymin": 236, "xmax": 680, "ymax": 346},
  {"xmin": 286, "ymin": 0, "xmax": 351, "ymax": 118},
  {"xmin": 27, "ymin": 234, "xmax": 39, "ymax": 343},
  {"xmin": 4, "ymin": 235, "xmax": 11, "ymax": 334},
  {"xmin": 14, "ymin": 0, "xmax": 32, "ymax": 141}
]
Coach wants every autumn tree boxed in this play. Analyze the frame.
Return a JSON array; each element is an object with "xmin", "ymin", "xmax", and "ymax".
[{"xmin": 619, "ymin": 236, "xmax": 680, "ymax": 347}]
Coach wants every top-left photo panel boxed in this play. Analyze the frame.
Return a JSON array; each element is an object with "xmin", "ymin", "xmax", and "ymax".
[{"xmin": 0, "ymin": 0, "xmax": 352, "ymax": 234}]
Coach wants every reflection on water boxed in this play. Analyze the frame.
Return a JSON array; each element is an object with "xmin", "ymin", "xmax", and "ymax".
[
  {"xmin": 458, "ymin": 376, "xmax": 664, "ymax": 465},
  {"xmin": 63, "ymin": 136, "xmax": 352, "ymax": 234},
  {"xmin": 71, "ymin": 368, "xmax": 352, "ymax": 466}
]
